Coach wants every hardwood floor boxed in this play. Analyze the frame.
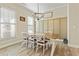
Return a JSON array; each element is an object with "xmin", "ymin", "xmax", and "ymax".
[
  {"xmin": 0, "ymin": 42, "xmax": 79, "ymax": 56},
  {"xmin": 16, "ymin": 44, "xmax": 79, "ymax": 56},
  {"xmin": 54, "ymin": 44, "xmax": 79, "ymax": 56},
  {"xmin": 54, "ymin": 44, "xmax": 71, "ymax": 56},
  {"xmin": 17, "ymin": 46, "xmax": 51, "ymax": 56}
]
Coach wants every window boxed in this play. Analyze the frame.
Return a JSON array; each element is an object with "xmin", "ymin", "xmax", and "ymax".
[
  {"xmin": 27, "ymin": 16, "xmax": 34, "ymax": 34},
  {"xmin": 0, "ymin": 8, "xmax": 16, "ymax": 39}
]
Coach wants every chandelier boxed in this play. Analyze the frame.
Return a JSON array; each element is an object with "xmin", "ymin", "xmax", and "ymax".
[{"xmin": 33, "ymin": 3, "xmax": 53, "ymax": 20}]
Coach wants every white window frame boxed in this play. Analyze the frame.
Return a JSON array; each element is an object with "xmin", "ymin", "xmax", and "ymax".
[
  {"xmin": 27, "ymin": 16, "xmax": 34, "ymax": 34},
  {"xmin": 0, "ymin": 7, "xmax": 16, "ymax": 40}
]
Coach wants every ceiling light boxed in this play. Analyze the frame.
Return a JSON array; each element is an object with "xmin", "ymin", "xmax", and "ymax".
[{"xmin": 32, "ymin": 3, "xmax": 53, "ymax": 20}]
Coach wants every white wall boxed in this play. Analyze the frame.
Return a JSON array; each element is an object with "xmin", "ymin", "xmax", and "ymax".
[
  {"xmin": 53, "ymin": 6, "xmax": 67, "ymax": 18},
  {"xmin": 69, "ymin": 4, "xmax": 79, "ymax": 48}
]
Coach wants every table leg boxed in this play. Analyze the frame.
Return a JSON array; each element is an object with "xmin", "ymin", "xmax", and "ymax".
[{"xmin": 50, "ymin": 42, "xmax": 56, "ymax": 56}]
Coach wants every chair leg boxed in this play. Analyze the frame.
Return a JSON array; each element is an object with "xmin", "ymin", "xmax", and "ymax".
[
  {"xmin": 43, "ymin": 46, "xmax": 45, "ymax": 55},
  {"xmin": 46, "ymin": 44, "xmax": 48, "ymax": 50},
  {"xmin": 36, "ymin": 45, "xmax": 38, "ymax": 54},
  {"xmin": 33, "ymin": 43, "xmax": 35, "ymax": 52},
  {"xmin": 26, "ymin": 41, "xmax": 28, "ymax": 48}
]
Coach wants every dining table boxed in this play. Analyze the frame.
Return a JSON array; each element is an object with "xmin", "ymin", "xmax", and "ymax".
[{"xmin": 50, "ymin": 38, "xmax": 63, "ymax": 56}]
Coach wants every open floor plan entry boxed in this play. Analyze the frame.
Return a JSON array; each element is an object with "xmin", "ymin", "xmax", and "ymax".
[{"xmin": 0, "ymin": 3, "xmax": 79, "ymax": 56}]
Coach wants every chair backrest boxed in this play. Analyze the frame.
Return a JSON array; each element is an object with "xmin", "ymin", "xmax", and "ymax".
[
  {"xmin": 22, "ymin": 32, "xmax": 29, "ymax": 40},
  {"xmin": 36, "ymin": 34, "xmax": 47, "ymax": 42},
  {"xmin": 35, "ymin": 35, "xmax": 42, "ymax": 41},
  {"xmin": 42, "ymin": 34, "xmax": 47, "ymax": 41},
  {"xmin": 29, "ymin": 35, "xmax": 34, "ymax": 39}
]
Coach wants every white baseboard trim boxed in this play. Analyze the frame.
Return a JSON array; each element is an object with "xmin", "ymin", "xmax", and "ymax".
[
  {"xmin": 0, "ymin": 39, "xmax": 23, "ymax": 49},
  {"xmin": 68, "ymin": 44, "xmax": 79, "ymax": 48}
]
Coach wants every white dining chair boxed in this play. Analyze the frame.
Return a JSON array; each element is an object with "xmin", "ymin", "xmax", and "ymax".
[
  {"xmin": 21, "ymin": 32, "xmax": 29, "ymax": 48},
  {"xmin": 36, "ymin": 35, "xmax": 49, "ymax": 55},
  {"xmin": 28, "ymin": 35, "xmax": 36, "ymax": 49}
]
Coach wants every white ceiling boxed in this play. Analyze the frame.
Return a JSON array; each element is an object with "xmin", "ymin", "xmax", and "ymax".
[{"xmin": 20, "ymin": 3, "xmax": 67, "ymax": 13}]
